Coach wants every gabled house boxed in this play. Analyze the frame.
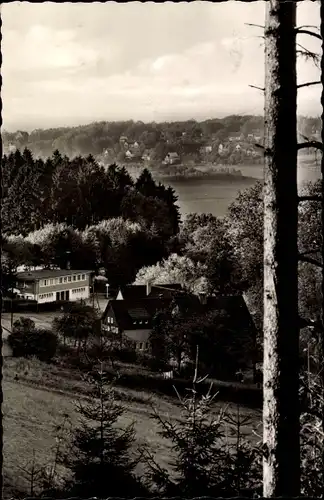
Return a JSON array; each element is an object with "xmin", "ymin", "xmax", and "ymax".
[
  {"xmin": 101, "ymin": 290, "xmax": 257, "ymax": 355},
  {"xmin": 101, "ymin": 297, "xmax": 173, "ymax": 351}
]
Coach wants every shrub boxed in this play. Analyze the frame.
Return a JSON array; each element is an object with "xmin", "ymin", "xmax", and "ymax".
[{"xmin": 8, "ymin": 327, "xmax": 58, "ymax": 362}]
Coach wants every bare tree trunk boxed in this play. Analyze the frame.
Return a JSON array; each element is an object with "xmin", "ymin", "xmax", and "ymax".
[
  {"xmin": 263, "ymin": 0, "xmax": 299, "ymax": 497},
  {"xmin": 320, "ymin": 2, "xmax": 324, "ymax": 495}
]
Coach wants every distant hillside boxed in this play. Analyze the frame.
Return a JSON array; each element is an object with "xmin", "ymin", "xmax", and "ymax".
[{"xmin": 2, "ymin": 115, "xmax": 321, "ymax": 167}]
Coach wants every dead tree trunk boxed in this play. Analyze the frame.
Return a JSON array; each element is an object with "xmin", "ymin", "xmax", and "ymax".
[
  {"xmin": 320, "ymin": 1, "xmax": 324, "ymax": 495},
  {"xmin": 263, "ymin": 1, "xmax": 299, "ymax": 497}
]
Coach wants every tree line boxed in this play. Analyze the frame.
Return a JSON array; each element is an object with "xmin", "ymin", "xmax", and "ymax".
[{"xmin": 2, "ymin": 148, "xmax": 180, "ymax": 236}]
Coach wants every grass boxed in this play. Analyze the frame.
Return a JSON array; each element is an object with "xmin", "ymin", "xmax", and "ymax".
[{"xmin": 3, "ymin": 356, "xmax": 262, "ymax": 498}]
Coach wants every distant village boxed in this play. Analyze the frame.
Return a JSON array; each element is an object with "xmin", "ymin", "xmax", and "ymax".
[{"xmin": 3, "ymin": 116, "xmax": 321, "ymax": 168}]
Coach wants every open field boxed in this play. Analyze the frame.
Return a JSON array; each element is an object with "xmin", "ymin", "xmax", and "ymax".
[{"xmin": 3, "ymin": 357, "xmax": 262, "ymax": 498}]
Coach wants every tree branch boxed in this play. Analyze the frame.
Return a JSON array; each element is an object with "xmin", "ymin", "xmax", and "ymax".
[
  {"xmin": 255, "ymin": 143, "xmax": 264, "ymax": 150},
  {"xmin": 299, "ymin": 248, "xmax": 322, "ymax": 257},
  {"xmin": 245, "ymin": 23, "xmax": 264, "ymax": 29},
  {"xmin": 298, "ymin": 195, "xmax": 323, "ymax": 202},
  {"xmin": 297, "ymin": 80, "xmax": 321, "ymax": 89},
  {"xmin": 298, "ymin": 254, "xmax": 323, "ymax": 268},
  {"xmin": 249, "ymin": 84, "xmax": 265, "ymax": 92},
  {"xmin": 296, "ymin": 43, "xmax": 320, "ymax": 66},
  {"xmin": 295, "ymin": 29, "xmax": 322, "ymax": 41},
  {"xmin": 296, "ymin": 25, "xmax": 320, "ymax": 31},
  {"xmin": 297, "ymin": 141, "xmax": 323, "ymax": 152}
]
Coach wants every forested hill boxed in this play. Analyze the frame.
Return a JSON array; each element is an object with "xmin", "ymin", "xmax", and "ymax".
[{"xmin": 3, "ymin": 115, "xmax": 320, "ymax": 166}]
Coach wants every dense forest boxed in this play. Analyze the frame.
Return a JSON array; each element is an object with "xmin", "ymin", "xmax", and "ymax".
[{"xmin": 3, "ymin": 115, "xmax": 321, "ymax": 167}]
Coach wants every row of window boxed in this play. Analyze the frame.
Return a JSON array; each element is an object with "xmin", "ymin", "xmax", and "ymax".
[
  {"xmin": 106, "ymin": 317, "xmax": 149, "ymax": 326},
  {"xmin": 72, "ymin": 288, "xmax": 86, "ymax": 294},
  {"xmin": 39, "ymin": 293, "xmax": 54, "ymax": 299},
  {"xmin": 41, "ymin": 274, "xmax": 87, "ymax": 287},
  {"xmin": 138, "ymin": 342, "xmax": 150, "ymax": 350}
]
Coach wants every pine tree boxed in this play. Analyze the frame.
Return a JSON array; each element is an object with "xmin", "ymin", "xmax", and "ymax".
[
  {"xmin": 62, "ymin": 365, "xmax": 146, "ymax": 498},
  {"xmin": 263, "ymin": 0, "xmax": 299, "ymax": 496}
]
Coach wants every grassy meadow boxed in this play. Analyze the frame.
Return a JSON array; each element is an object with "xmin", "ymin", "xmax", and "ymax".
[{"xmin": 3, "ymin": 356, "xmax": 262, "ymax": 498}]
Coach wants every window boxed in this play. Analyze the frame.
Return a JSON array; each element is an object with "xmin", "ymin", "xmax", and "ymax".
[
  {"xmin": 55, "ymin": 278, "xmax": 59, "ymax": 285},
  {"xmin": 73, "ymin": 275, "xmax": 76, "ymax": 281},
  {"xmin": 59, "ymin": 277, "xmax": 63, "ymax": 284},
  {"xmin": 68, "ymin": 276, "xmax": 72, "ymax": 282},
  {"xmin": 43, "ymin": 279, "xmax": 48, "ymax": 286},
  {"xmin": 77, "ymin": 274, "xmax": 81, "ymax": 281},
  {"xmin": 145, "ymin": 343, "xmax": 149, "ymax": 350},
  {"xmin": 81, "ymin": 274, "xmax": 85, "ymax": 280},
  {"xmin": 139, "ymin": 343, "xmax": 143, "ymax": 350},
  {"xmin": 50, "ymin": 279, "xmax": 54, "ymax": 285},
  {"xmin": 39, "ymin": 292, "xmax": 53, "ymax": 299},
  {"xmin": 63, "ymin": 277, "xmax": 67, "ymax": 283}
]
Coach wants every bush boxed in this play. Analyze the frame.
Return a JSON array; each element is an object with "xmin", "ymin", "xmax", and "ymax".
[{"xmin": 8, "ymin": 327, "xmax": 58, "ymax": 362}]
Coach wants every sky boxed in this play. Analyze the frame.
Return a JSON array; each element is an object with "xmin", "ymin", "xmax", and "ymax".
[{"xmin": 1, "ymin": 1, "xmax": 321, "ymax": 132}]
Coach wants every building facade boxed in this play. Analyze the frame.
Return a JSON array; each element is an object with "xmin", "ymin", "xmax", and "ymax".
[{"xmin": 15, "ymin": 269, "xmax": 93, "ymax": 304}]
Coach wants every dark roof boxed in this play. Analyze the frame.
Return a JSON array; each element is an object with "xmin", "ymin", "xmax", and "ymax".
[
  {"xmin": 103, "ymin": 292, "xmax": 255, "ymax": 334},
  {"xmin": 17, "ymin": 269, "xmax": 93, "ymax": 281},
  {"xmin": 103, "ymin": 297, "xmax": 172, "ymax": 331},
  {"xmin": 117, "ymin": 283, "xmax": 182, "ymax": 301}
]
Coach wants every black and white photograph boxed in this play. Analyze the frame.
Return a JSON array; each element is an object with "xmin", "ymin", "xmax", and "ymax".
[{"xmin": 1, "ymin": 1, "xmax": 323, "ymax": 498}]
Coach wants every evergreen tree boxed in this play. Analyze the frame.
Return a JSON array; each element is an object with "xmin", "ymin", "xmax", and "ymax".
[{"xmin": 62, "ymin": 366, "xmax": 146, "ymax": 498}]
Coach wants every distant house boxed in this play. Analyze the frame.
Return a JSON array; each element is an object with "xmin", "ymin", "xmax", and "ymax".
[
  {"xmin": 201, "ymin": 145, "xmax": 212, "ymax": 154},
  {"xmin": 141, "ymin": 150, "xmax": 151, "ymax": 161},
  {"xmin": 101, "ymin": 289, "xmax": 257, "ymax": 354},
  {"xmin": 125, "ymin": 150, "xmax": 134, "ymax": 159},
  {"xmin": 228, "ymin": 133, "xmax": 243, "ymax": 142},
  {"xmin": 15, "ymin": 269, "xmax": 93, "ymax": 304},
  {"xmin": 235, "ymin": 144, "xmax": 242, "ymax": 151},
  {"xmin": 163, "ymin": 152, "xmax": 181, "ymax": 165}
]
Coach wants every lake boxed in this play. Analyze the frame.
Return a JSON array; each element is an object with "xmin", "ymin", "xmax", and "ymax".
[{"xmin": 165, "ymin": 163, "xmax": 321, "ymax": 218}]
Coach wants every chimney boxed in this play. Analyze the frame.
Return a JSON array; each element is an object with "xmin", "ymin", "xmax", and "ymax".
[
  {"xmin": 146, "ymin": 280, "xmax": 152, "ymax": 296},
  {"xmin": 198, "ymin": 292, "xmax": 207, "ymax": 305},
  {"xmin": 105, "ymin": 283, "xmax": 110, "ymax": 299}
]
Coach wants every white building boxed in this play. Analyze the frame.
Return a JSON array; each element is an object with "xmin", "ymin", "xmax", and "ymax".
[{"xmin": 15, "ymin": 269, "xmax": 93, "ymax": 304}]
